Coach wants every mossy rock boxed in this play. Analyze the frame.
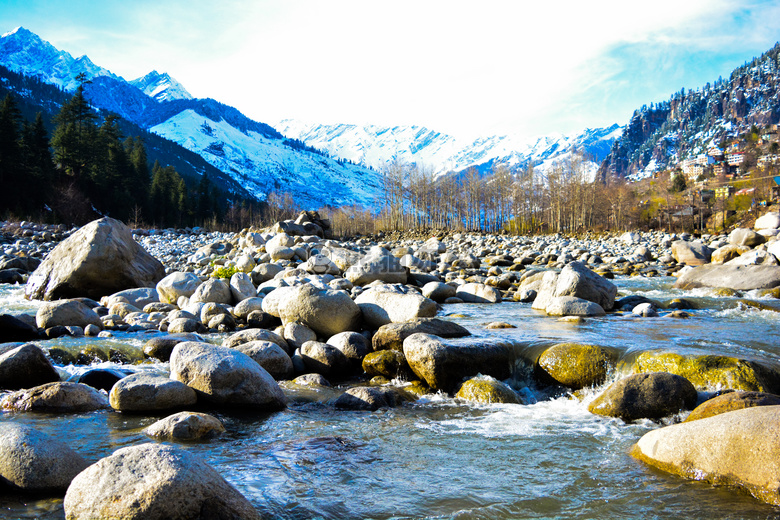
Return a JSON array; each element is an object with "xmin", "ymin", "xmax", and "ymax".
[
  {"xmin": 588, "ymin": 372, "xmax": 697, "ymax": 422},
  {"xmin": 76, "ymin": 346, "xmax": 109, "ymax": 365},
  {"xmin": 455, "ymin": 375, "xmax": 520, "ymax": 404},
  {"xmin": 666, "ymin": 298, "xmax": 696, "ymax": 310},
  {"xmin": 362, "ymin": 350, "xmax": 413, "ymax": 380},
  {"xmin": 537, "ymin": 343, "xmax": 617, "ymax": 390},
  {"xmin": 758, "ymin": 287, "xmax": 780, "ymax": 299},
  {"xmin": 403, "ymin": 380, "xmax": 431, "ymax": 397},
  {"xmin": 734, "ymin": 299, "xmax": 779, "ymax": 312},
  {"xmin": 632, "ymin": 351, "xmax": 780, "ymax": 393},
  {"xmin": 711, "ymin": 287, "xmax": 741, "ymax": 297},
  {"xmin": 684, "ymin": 391, "xmax": 780, "ymax": 422},
  {"xmin": 47, "ymin": 347, "xmax": 76, "ymax": 365}
]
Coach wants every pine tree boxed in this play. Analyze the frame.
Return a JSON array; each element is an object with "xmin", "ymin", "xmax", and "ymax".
[
  {"xmin": 19, "ymin": 112, "xmax": 55, "ymax": 214},
  {"xmin": 50, "ymin": 81, "xmax": 98, "ymax": 180},
  {"xmin": 0, "ymin": 94, "xmax": 23, "ymax": 214}
]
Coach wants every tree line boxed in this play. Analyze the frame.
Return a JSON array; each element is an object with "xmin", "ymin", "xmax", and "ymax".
[{"xmin": 0, "ymin": 77, "xmax": 226, "ymax": 227}]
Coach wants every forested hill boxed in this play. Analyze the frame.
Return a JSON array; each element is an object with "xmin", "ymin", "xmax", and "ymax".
[
  {"xmin": 0, "ymin": 63, "xmax": 254, "ymax": 200},
  {"xmin": 598, "ymin": 41, "xmax": 780, "ymax": 180}
]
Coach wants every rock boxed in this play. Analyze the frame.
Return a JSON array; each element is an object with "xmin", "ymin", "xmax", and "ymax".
[
  {"xmin": 109, "ymin": 373, "xmax": 198, "ymax": 412},
  {"xmin": 143, "ymin": 333, "xmax": 204, "ymax": 362},
  {"xmin": 729, "ymin": 227, "xmax": 766, "ymax": 247},
  {"xmin": 233, "ymin": 341, "xmax": 293, "ymax": 380},
  {"xmin": 455, "ymin": 375, "xmax": 521, "ymax": 404},
  {"xmin": 355, "ymin": 286, "xmax": 437, "ymax": 327},
  {"xmin": 1, "ymin": 382, "xmax": 109, "ymax": 412},
  {"xmin": 292, "ymin": 373, "xmax": 331, "ymax": 387},
  {"xmin": 632, "ymin": 351, "xmax": 780, "ymax": 392},
  {"xmin": 234, "ymin": 254, "xmax": 256, "ymax": 273},
  {"xmin": 25, "ymin": 217, "xmax": 165, "ymax": 301},
  {"xmin": 170, "ymin": 342, "xmax": 287, "ymax": 410},
  {"xmin": 190, "ymin": 278, "xmax": 231, "ymax": 304},
  {"xmin": 685, "ymin": 391, "xmax": 780, "ymax": 422},
  {"xmin": 105, "ymin": 287, "xmax": 159, "ymax": 309},
  {"xmin": 454, "ymin": 282, "xmax": 502, "ymax": 303},
  {"xmin": 544, "ymin": 296, "xmax": 606, "ymax": 317},
  {"xmin": 334, "ymin": 386, "xmax": 413, "ymax": 411},
  {"xmin": 229, "ymin": 272, "xmax": 257, "ymax": 302},
  {"xmin": 537, "ymin": 343, "xmax": 617, "ymax": 390},
  {"xmin": 251, "ymin": 263, "xmax": 284, "ymax": 284},
  {"xmin": 630, "ymin": 406, "xmax": 780, "ymax": 506},
  {"xmin": 631, "ymin": 302, "xmax": 659, "ymax": 317},
  {"xmin": 532, "ymin": 262, "xmax": 616, "ymax": 312},
  {"xmin": 674, "ymin": 264, "xmax": 780, "ymax": 291},
  {"xmin": 143, "ymin": 412, "xmax": 225, "ymax": 441},
  {"xmin": 711, "ymin": 244, "xmax": 749, "ymax": 264},
  {"xmin": 588, "ymin": 372, "xmax": 698, "ymax": 422},
  {"xmin": 725, "ymin": 249, "xmax": 779, "ymax": 266},
  {"xmin": 276, "ymin": 285, "xmax": 361, "ymax": 337},
  {"xmin": 167, "ymin": 317, "xmax": 201, "ymax": 334},
  {"xmin": 302, "ymin": 254, "xmax": 340, "ymax": 275},
  {"xmin": 156, "ymin": 271, "xmax": 202, "ymax": 304},
  {"xmin": 233, "ymin": 297, "xmax": 265, "ymax": 320},
  {"xmin": 0, "ymin": 269, "xmax": 23, "ymax": 284},
  {"xmin": 345, "ymin": 249, "xmax": 407, "ymax": 286},
  {"xmin": 77, "ymin": 368, "xmax": 133, "ymax": 392},
  {"xmin": 63, "ymin": 443, "xmax": 261, "ymax": 520},
  {"xmin": 0, "ymin": 313, "xmax": 41, "ymax": 342},
  {"xmin": 0, "ymin": 344, "xmax": 59, "ymax": 390},
  {"xmin": 755, "ymin": 212, "xmax": 780, "ymax": 230},
  {"xmin": 36, "ymin": 299, "xmax": 102, "ymax": 330},
  {"xmin": 403, "ymin": 333, "xmax": 514, "ymax": 393},
  {"xmin": 299, "ymin": 340, "xmax": 350, "ymax": 378},
  {"xmin": 421, "ymin": 281, "xmax": 456, "ymax": 303},
  {"xmin": 362, "ymin": 349, "xmax": 412, "ymax": 379},
  {"xmin": 223, "ymin": 328, "xmax": 290, "ymax": 353},
  {"xmin": 0, "ymin": 423, "xmax": 88, "ymax": 492},
  {"xmin": 283, "ymin": 322, "xmax": 317, "ymax": 350},
  {"xmin": 671, "ymin": 240, "xmax": 712, "ymax": 266},
  {"xmin": 327, "ymin": 331, "xmax": 370, "ymax": 372},
  {"xmin": 372, "ymin": 318, "xmax": 471, "ymax": 352}
]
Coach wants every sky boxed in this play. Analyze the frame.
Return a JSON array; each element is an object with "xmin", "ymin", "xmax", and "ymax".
[{"xmin": 2, "ymin": 0, "xmax": 780, "ymax": 141}]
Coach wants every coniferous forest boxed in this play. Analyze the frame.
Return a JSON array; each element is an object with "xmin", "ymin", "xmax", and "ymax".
[{"xmin": 0, "ymin": 71, "xmax": 260, "ymax": 228}]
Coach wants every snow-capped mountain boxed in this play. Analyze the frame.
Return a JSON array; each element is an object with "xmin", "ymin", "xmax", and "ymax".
[
  {"xmin": 0, "ymin": 27, "xmax": 382, "ymax": 208},
  {"xmin": 130, "ymin": 70, "xmax": 192, "ymax": 102},
  {"xmin": 0, "ymin": 27, "xmax": 118, "ymax": 91},
  {"xmin": 274, "ymin": 120, "xmax": 622, "ymax": 179}
]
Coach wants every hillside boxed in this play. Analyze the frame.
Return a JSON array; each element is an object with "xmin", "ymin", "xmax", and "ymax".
[{"xmin": 599, "ymin": 42, "xmax": 780, "ymax": 180}]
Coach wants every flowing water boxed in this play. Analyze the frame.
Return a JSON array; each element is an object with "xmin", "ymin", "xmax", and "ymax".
[{"xmin": 2, "ymin": 276, "xmax": 780, "ymax": 520}]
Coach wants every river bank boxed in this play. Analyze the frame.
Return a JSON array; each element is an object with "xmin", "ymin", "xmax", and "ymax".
[{"xmin": 1, "ymin": 214, "xmax": 780, "ymax": 519}]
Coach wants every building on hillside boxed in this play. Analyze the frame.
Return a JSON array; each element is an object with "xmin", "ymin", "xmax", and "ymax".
[
  {"xmin": 707, "ymin": 147, "xmax": 724, "ymax": 161},
  {"xmin": 714, "ymin": 185, "xmax": 734, "ymax": 199},
  {"xmin": 758, "ymin": 154, "xmax": 779, "ymax": 167},
  {"xmin": 712, "ymin": 163, "xmax": 726, "ymax": 176},
  {"xmin": 681, "ymin": 154, "xmax": 708, "ymax": 180},
  {"xmin": 726, "ymin": 152, "xmax": 744, "ymax": 166}
]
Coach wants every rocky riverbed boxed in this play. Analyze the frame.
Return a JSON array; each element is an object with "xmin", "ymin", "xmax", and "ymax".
[{"xmin": 2, "ymin": 212, "xmax": 780, "ymax": 518}]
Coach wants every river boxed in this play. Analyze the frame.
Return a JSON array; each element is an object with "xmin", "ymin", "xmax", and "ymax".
[{"xmin": 1, "ymin": 274, "xmax": 780, "ymax": 520}]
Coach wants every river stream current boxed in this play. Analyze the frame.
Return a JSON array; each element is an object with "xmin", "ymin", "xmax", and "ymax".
[{"xmin": 1, "ymin": 275, "xmax": 780, "ymax": 520}]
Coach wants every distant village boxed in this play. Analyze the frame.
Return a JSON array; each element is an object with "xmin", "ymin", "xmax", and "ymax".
[{"xmin": 675, "ymin": 123, "xmax": 780, "ymax": 203}]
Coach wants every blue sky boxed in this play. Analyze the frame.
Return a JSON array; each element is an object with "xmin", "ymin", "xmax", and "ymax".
[{"xmin": 2, "ymin": 0, "xmax": 780, "ymax": 140}]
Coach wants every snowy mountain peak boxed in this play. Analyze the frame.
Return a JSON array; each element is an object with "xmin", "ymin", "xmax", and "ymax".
[
  {"xmin": 130, "ymin": 69, "xmax": 193, "ymax": 102},
  {"xmin": 274, "ymin": 120, "xmax": 622, "ymax": 178},
  {"xmin": 0, "ymin": 25, "xmax": 118, "ymax": 91}
]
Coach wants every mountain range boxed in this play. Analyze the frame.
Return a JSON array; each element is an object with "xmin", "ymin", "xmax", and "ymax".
[{"xmin": 0, "ymin": 26, "xmax": 624, "ymax": 208}]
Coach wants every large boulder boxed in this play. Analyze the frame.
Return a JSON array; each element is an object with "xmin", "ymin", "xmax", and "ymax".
[
  {"xmin": 25, "ymin": 217, "xmax": 165, "ymax": 301},
  {"xmin": 233, "ymin": 341, "xmax": 293, "ymax": 380},
  {"xmin": 63, "ymin": 443, "xmax": 262, "ymax": 520},
  {"xmin": 299, "ymin": 340, "xmax": 350, "ymax": 378},
  {"xmin": 455, "ymin": 283, "xmax": 502, "ymax": 304},
  {"xmin": 537, "ymin": 343, "xmax": 617, "ymax": 390},
  {"xmin": 0, "ymin": 423, "xmax": 89, "ymax": 492},
  {"xmin": 673, "ymin": 264, "xmax": 780, "ymax": 291},
  {"xmin": 156, "ymin": 271, "xmax": 202, "ymax": 304},
  {"xmin": 355, "ymin": 286, "xmax": 437, "ymax": 328},
  {"xmin": 755, "ymin": 212, "xmax": 780, "ymax": 231},
  {"xmin": 1, "ymin": 382, "xmax": 109, "ymax": 412},
  {"xmin": 189, "ymin": 278, "xmax": 231, "ymax": 304},
  {"xmin": 0, "ymin": 344, "xmax": 59, "ymax": 390},
  {"xmin": 632, "ymin": 351, "xmax": 780, "ymax": 392},
  {"xmin": 372, "ymin": 318, "xmax": 470, "ymax": 352},
  {"xmin": 345, "ymin": 248, "xmax": 407, "ymax": 286},
  {"xmin": 532, "ymin": 262, "xmax": 616, "ymax": 312},
  {"xmin": 588, "ymin": 372, "xmax": 697, "ymax": 422},
  {"xmin": 455, "ymin": 375, "xmax": 521, "ymax": 404},
  {"xmin": 544, "ymin": 296, "xmax": 606, "ymax": 317},
  {"xmin": 109, "ymin": 373, "xmax": 198, "ymax": 412},
  {"xmin": 169, "ymin": 342, "xmax": 287, "ymax": 410},
  {"xmin": 275, "ymin": 285, "xmax": 361, "ymax": 337},
  {"xmin": 685, "ymin": 391, "xmax": 780, "ymax": 422},
  {"xmin": 0, "ymin": 314, "xmax": 41, "ymax": 342},
  {"xmin": 403, "ymin": 333, "xmax": 514, "ymax": 393},
  {"xmin": 143, "ymin": 412, "xmax": 225, "ymax": 441},
  {"xmin": 36, "ymin": 299, "xmax": 102, "ymax": 330},
  {"xmin": 631, "ymin": 406, "xmax": 780, "ymax": 506},
  {"xmin": 729, "ymin": 227, "xmax": 766, "ymax": 247},
  {"xmin": 671, "ymin": 240, "xmax": 712, "ymax": 266}
]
